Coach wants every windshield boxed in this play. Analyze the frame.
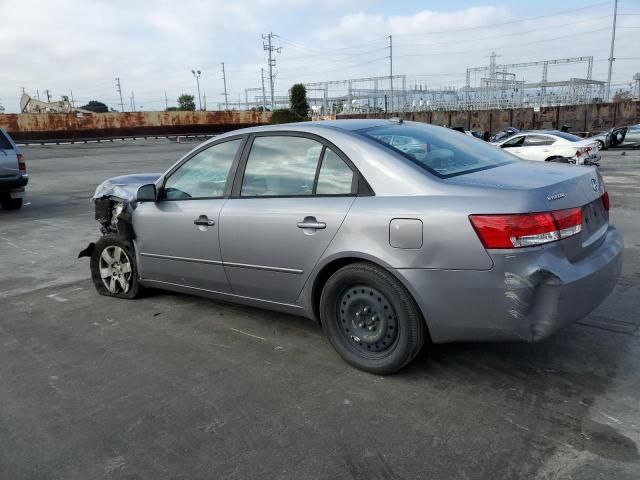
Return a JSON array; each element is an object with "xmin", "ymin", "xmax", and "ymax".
[{"xmin": 358, "ymin": 123, "xmax": 514, "ymax": 178}]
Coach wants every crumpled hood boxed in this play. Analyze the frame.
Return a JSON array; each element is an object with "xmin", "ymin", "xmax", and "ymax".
[{"xmin": 92, "ymin": 173, "xmax": 161, "ymax": 201}]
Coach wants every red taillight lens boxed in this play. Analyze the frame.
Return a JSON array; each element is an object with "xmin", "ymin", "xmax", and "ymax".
[
  {"xmin": 17, "ymin": 153, "xmax": 26, "ymax": 172},
  {"xmin": 470, "ymin": 208, "xmax": 582, "ymax": 249},
  {"xmin": 602, "ymin": 191, "xmax": 610, "ymax": 211},
  {"xmin": 552, "ymin": 207, "xmax": 582, "ymax": 238}
]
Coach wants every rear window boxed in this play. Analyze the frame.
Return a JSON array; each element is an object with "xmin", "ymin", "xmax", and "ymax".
[
  {"xmin": 551, "ymin": 132, "xmax": 583, "ymax": 142},
  {"xmin": 358, "ymin": 123, "xmax": 514, "ymax": 178},
  {"xmin": 0, "ymin": 130, "xmax": 14, "ymax": 150}
]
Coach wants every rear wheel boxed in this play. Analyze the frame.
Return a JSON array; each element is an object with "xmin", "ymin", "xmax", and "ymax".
[
  {"xmin": 596, "ymin": 140, "xmax": 606, "ymax": 151},
  {"xmin": 320, "ymin": 262, "xmax": 426, "ymax": 375},
  {"xmin": 0, "ymin": 194, "xmax": 23, "ymax": 210},
  {"xmin": 90, "ymin": 234, "xmax": 143, "ymax": 299}
]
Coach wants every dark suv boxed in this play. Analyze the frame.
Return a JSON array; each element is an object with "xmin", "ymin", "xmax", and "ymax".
[{"xmin": 0, "ymin": 128, "xmax": 27, "ymax": 210}]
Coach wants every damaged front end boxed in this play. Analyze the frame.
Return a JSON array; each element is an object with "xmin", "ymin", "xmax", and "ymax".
[{"xmin": 78, "ymin": 173, "xmax": 161, "ymax": 258}]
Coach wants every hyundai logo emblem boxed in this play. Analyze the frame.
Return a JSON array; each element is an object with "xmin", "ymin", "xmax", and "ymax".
[{"xmin": 591, "ymin": 178, "xmax": 599, "ymax": 192}]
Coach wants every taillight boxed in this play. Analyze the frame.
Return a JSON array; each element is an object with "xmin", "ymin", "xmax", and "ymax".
[
  {"xmin": 470, "ymin": 207, "xmax": 582, "ymax": 249},
  {"xmin": 17, "ymin": 153, "xmax": 26, "ymax": 172},
  {"xmin": 602, "ymin": 191, "xmax": 610, "ymax": 211}
]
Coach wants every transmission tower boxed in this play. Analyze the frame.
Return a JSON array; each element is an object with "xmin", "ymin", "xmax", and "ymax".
[
  {"xmin": 262, "ymin": 32, "xmax": 282, "ymax": 110},
  {"xmin": 221, "ymin": 62, "xmax": 229, "ymax": 110},
  {"xmin": 115, "ymin": 78, "xmax": 125, "ymax": 112}
]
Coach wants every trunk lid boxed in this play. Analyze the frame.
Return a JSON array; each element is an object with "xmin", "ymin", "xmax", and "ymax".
[{"xmin": 448, "ymin": 161, "xmax": 607, "ymax": 260}]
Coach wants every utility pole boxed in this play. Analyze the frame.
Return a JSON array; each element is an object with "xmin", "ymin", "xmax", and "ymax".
[
  {"xmin": 70, "ymin": 90, "xmax": 75, "ymax": 108},
  {"xmin": 164, "ymin": 92, "xmax": 168, "ymax": 110},
  {"xmin": 203, "ymin": 93, "xmax": 207, "ymax": 111},
  {"xmin": 606, "ymin": 0, "xmax": 618, "ymax": 101},
  {"xmin": 263, "ymin": 32, "xmax": 282, "ymax": 110},
  {"xmin": 261, "ymin": 68, "xmax": 267, "ymax": 111},
  {"xmin": 36, "ymin": 90, "xmax": 40, "ymax": 100},
  {"xmin": 131, "ymin": 91, "xmax": 136, "ymax": 112},
  {"xmin": 191, "ymin": 70, "xmax": 202, "ymax": 110},
  {"xmin": 20, "ymin": 87, "xmax": 25, "ymax": 94},
  {"xmin": 387, "ymin": 35, "xmax": 393, "ymax": 114},
  {"xmin": 44, "ymin": 89, "xmax": 52, "ymax": 102},
  {"xmin": 221, "ymin": 62, "xmax": 229, "ymax": 110},
  {"xmin": 115, "ymin": 77, "xmax": 125, "ymax": 112}
]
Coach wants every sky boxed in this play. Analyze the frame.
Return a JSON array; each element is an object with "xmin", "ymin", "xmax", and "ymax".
[{"xmin": 0, "ymin": 0, "xmax": 639, "ymax": 112}]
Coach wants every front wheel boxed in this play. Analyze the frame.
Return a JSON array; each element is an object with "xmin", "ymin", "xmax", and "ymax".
[
  {"xmin": 90, "ymin": 234, "xmax": 143, "ymax": 299},
  {"xmin": 320, "ymin": 262, "xmax": 426, "ymax": 375}
]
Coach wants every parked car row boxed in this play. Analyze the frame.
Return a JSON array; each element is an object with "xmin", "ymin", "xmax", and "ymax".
[{"xmin": 493, "ymin": 130, "xmax": 601, "ymax": 166}]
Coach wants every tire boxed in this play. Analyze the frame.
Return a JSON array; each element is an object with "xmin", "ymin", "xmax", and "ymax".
[
  {"xmin": 320, "ymin": 262, "xmax": 426, "ymax": 375},
  {"xmin": 596, "ymin": 140, "xmax": 607, "ymax": 151},
  {"xmin": 0, "ymin": 194, "xmax": 23, "ymax": 210},
  {"xmin": 90, "ymin": 233, "xmax": 144, "ymax": 299}
]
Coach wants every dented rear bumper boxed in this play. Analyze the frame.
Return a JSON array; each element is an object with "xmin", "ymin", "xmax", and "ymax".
[{"xmin": 393, "ymin": 226, "xmax": 623, "ymax": 343}]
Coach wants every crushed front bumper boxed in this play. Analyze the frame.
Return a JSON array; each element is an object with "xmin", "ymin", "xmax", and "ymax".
[{"xmin": 393, "ymin": 226, "xmax": 623, "ymax": 343}]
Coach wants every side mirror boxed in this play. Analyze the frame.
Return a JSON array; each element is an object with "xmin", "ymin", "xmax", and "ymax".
[{"xmin": 136, "ymin": 183, "xmax": 157, "ymax": 202}]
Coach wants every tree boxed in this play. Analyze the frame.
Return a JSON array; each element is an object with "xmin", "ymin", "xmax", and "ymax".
[
  {"xmin": 177, "ymin": 94, "xmax": 196, "ymax": 111},
  {"xmin": 289, "ymin": 84, "xmax": 309, "ymax": 119},
  {"xmin": 80, "ymin": 100, "xmax": 109, "ymax": 113}
]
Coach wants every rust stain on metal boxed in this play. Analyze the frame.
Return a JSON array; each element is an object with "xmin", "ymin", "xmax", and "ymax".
[{"xmin": 0, "ymin": 111, "xmax": 272, "ymax": 141}]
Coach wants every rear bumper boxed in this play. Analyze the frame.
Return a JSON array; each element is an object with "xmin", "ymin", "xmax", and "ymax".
[
  {"xmin": 0, "ymin": 174, "xmax": 28, "ymax": 192},
  {"xmin": 393, "ymin": 226, "xmax": 623, "ymax": 343}
]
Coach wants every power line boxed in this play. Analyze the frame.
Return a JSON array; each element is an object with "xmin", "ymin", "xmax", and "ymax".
[
  {"xmin": 394, "ymin": 28, "xmax": 612, "ymax": 58},
  {"xmin": 393, "ymin": 1, "xmax": 610, "ymax": 37}
]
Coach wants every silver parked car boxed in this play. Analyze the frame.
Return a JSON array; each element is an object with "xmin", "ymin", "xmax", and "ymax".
[{"xmin": 82, "ymin": 120, "xmax": 623, "ymax": 374}]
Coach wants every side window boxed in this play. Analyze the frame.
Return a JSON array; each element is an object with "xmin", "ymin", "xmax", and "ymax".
[
  {"xmin": 524, "ymin": 135, "xmax": 555, "ymax": 146},
  {"xmin": 316, "ymin": 149, "xmax": 354, "ymax": 195},
  {"xmin": 164, "ymin": 139, "xmax": 241, "ymax": 200},
  {"xmin": 502, "ymin": 136, "xmax": 525, "ymax": 148},
  {"xmin": 241, "ymin": 136, "xmax": 321, "ymax": 196}
]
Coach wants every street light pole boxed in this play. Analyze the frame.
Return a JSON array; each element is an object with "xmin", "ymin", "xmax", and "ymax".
[{"xmin": 191, "ymin": 69, "xmax": 202, "ymax": 110}]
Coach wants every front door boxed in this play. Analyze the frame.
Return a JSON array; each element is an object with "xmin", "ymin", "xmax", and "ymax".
[
  {"xmin": 219, "ymin": 135, "xmax": 358, "ymax": 304},
  {"xmin": 500, "ymin": 135, "xmax": 526, "ymax": 158},
  {"xmin": 134, "ymin": 138, "xmax": 243, "ymax": 293}
]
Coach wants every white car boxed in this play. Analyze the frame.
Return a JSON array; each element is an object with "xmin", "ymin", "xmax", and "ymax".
[{"xmin": 495, "ymin": 130, "xmax": 600, "ymax": 165}]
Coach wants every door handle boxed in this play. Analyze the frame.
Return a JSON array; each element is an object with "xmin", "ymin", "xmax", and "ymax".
[
  {"xmin": 297, "ymin": 218, "xmax": 326, "ymax": 230},
  {"xmin": 194, "ymin": 215, "xmax": 215, "ymax": 226}
]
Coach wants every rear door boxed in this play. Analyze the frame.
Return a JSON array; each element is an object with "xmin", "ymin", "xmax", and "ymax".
[
  {"xmin": 522, "ymin": 134, "xmax": 556, "ymax": 161},
  {"xmin": 134, "ymin": 137, "xmax": 244, "ymax": 293},
  {"xmin": 0, "ymin": 129, "xmax": 19, "ymax": 179},
  {"xmin": 219, "ymin": 133, "xmax": 358, "ymax": 303}
]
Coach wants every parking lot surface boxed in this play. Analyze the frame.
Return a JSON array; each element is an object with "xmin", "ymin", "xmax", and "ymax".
[{"xmin": 1, "ymin": 140, "xmax": 639, "ymax": 479}]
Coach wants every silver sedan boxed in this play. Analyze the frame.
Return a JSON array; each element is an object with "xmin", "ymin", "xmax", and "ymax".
[{"xmin": 83, "ymin": 120, "xmax": 623, "ymax": 374}]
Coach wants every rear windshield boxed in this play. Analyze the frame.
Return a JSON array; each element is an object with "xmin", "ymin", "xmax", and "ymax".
[
  {"xmin": 0, "ymin": 130, "xmax": 13, "ymax": 150},
  {"xmin": 551, "ymin": 131, "xmax": 583, "ymax": 142},
  {"xmin": 358, "ymin": 123, "xmax": 514, "ymax": 178}
]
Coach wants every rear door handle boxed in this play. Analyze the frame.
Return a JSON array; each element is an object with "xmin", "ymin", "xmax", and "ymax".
[
  {"xmin": 194, "ymin": 215, "xmax": 215, "ymax": 226},
  {"xmin": 297, "ymin": 218, "xmax": 326, "ymax": 230}
]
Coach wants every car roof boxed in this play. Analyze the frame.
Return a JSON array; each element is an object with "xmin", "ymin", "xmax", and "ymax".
[{"xmin": 225, "ymin": 118, "xmax": 414, "ymax": 137}]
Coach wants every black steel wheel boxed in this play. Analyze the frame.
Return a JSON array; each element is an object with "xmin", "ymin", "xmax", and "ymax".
[{"xmin": 320, "ymin": 262, "xmax": 426, "ymax": 374}]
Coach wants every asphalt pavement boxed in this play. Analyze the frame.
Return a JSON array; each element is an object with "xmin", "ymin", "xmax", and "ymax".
[{"xmin": 1, "ymin": 139, "xmax": 639, "ymax": 479}]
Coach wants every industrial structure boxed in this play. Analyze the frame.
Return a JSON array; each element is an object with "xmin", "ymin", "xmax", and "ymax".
[
  {"xmin": 19, "ymin": 94, "xmax": 91, "ymax": 114},
  {"xmin": 231, "ymin": 53, "xmax": 607, "ymax": 114}
]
